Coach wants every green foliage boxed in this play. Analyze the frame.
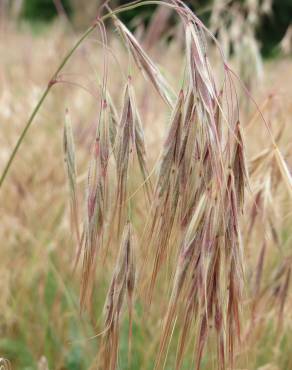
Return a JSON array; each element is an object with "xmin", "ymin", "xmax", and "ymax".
[
  {"xmin": 0, "ymin": 338, "xmax": 36, "ymax": 369},
  {"xmin": 22, "ymin": 0, "xmax": 72, "ymax": 22},
  {"xmin": 256, "ymin": 0, "xmax": 292, "ymax": 57}
]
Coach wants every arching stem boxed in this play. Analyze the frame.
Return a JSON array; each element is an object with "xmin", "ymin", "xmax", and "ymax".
[{"xmin": 0, "ymin": 1, "xmax": 180, "ymax": 188}]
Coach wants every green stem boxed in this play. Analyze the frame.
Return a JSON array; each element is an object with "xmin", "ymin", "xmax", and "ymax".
[
  {"xmin": 0, "ymin": 0, "xmax": 176, "ymax": 188},
  {"xmin": 0, "ymin": 86, "xmax": 50, "ymax": 187}
]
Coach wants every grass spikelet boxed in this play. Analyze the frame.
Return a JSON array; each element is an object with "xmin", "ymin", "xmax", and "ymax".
[
  {"xmin": 232, "ymin": 121, "xmax": 248, "ymax": 210},
  {"xmin": 156, "ymin": 90, "xmax": 184, "ymax": 198},
  {"xmin": 178, "ymin": 89, "xmax": 196, "ymax": 197},
  {"xmin": 115, "ymin": 83, "xmax": 134, "ymax": 233},
  {"xmin": 98, "ymin": 99, "xmax": 111, "ymax": 178},
  {"xmin": 80, "ymin": 98, "xmax": 111, "ymax": 311},
  {"xmin": 63, "ymin": 109, "xmax": 80, "ymax": 245},
  {"xmin": 116, "ymin": 77, "xmax": 152, "ymax": 225},
  {"xmin": 63, "ymin": 109, "xmax": 77, "ymax": 199},
  {"xmin": 185, "ymin": 22, "xmax": 215, "ymax": 116},
  {"xmin": 115, "ymin": 78, "xmax": 152, "ymax": 232},
  {"xmin": 107, "ymin": 92, "xmax": 119, "ymax": 156},
  {"xmin": 99, "ymin": 222, "xmax": 136, "ymax": 370},
  {"xmin": 114, "ymin": 17, "xmax": 175, "ymax": 108},
  {"xmin": 181, "ymin": 12, "xmax": 226, "ymax": 197},
  {"xmin": 147, "ymin": 91, "xmax": 184, "ymax": 301},
  {"xmin": 128, "ymin": 81, "xmax": 153, "ymax": 201},
  {"xmin": 125, "ymin": 223, "xmax": 136, "ymax": 364},
  {"xmin": 223, "ymin": 175, "xmax": 243, "ymax": 367}
]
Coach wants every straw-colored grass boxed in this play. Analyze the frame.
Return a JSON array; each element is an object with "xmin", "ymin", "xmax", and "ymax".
[{"xmin": 0, "ymin": 2, "xmax": 291, "ymax": 370}]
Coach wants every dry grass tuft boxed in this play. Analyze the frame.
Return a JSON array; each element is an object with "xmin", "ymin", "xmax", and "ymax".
[
  {"xmin": 1, "ymin": 1, "xmax": 292, "ymax": 370},
  {"xmin": 74, "ymin": 2, "xmax": 249, "ymax": 368}
]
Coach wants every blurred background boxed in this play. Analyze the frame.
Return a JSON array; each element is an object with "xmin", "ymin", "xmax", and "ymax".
[{"xmin": 1, "ymin": 0, "xmax": 292, "ymax": 57}]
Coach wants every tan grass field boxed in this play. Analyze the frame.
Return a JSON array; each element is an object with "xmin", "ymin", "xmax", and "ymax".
[{"xmin": 0, "ymin": 12, "xmax": 292, "ymax": 370}]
